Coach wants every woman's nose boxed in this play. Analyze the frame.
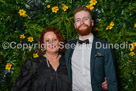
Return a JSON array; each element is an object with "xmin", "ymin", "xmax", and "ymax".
[{"xmin": 49, "ymin": 40, "xmax": 55, "ymax": 45}]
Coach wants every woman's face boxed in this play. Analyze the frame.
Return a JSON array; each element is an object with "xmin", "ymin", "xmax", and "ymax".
[{"xmin": 43, "ymin": 31, "xmax": 59, "ymax": 53}]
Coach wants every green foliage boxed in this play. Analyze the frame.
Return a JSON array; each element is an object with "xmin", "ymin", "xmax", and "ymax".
[{"xmin": 0, "ymin": 0, "xmax": 136, "ymax": 90}]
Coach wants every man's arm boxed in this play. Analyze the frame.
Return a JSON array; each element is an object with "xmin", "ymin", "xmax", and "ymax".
[
  {"xmin": 102, "ymin": 77, "xmax": 108, "ymax": 90},
  {"xmin": 104, "ymin": 46, "xmax": 118, "ymax": 91}
]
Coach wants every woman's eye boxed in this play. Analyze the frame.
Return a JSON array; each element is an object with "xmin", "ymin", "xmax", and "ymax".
[
  {"xmin": 53, "ymin": 39, "xmax": 57, "ymax": 41},
  {"xmin": 46, "ymin": 40, "xmax": 49, "ymax": 42}
]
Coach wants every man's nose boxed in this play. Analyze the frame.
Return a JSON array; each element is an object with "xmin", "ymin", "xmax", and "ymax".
[{"xmin": 80, "ymin": 19, "xmax": 84, "ymax": 24}]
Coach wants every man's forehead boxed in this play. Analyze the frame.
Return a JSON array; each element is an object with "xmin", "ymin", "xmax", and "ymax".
[{"xmin": 74, "ymin": 11, "xmax": 91, "ymax": 18}]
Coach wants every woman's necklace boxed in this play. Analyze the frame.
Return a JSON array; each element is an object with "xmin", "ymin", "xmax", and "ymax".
[
  {"xmin": 45, "ymin": 53, "xmax": 59, "ymax": 59},
  {"xmin": 44, "ymin": 53, "xmax": 61, "ymax": 70}
]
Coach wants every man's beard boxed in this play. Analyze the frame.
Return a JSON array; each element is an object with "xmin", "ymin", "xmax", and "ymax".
[{"xmin": 76, "ymin": 24, "xmax": 92, "ymax": 36}]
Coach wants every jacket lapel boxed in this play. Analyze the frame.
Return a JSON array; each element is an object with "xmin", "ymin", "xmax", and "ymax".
[
  {"xmin": 68, "ymin": 39, "xmax": 78, "ymax": 65},
  {"xmin": 90, "ymin": 37, "xmax": 97, "ymax": 84},
  {"xmin": 67, "ymin": 39, "xmax": 78, "ymax": 84}
]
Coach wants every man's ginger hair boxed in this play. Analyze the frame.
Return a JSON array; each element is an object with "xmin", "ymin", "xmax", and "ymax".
[{"xmin": 73, "ymin": 6, "xmax": 92, "ymax": 19}]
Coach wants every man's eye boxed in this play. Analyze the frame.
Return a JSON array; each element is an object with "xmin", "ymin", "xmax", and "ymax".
[
  {"xmin": 83, "ymin": 18, "xmax": 88, "ymax": 20},
  {"xmin": 75, "ymin": 20, "xmax": 80, "ymax": 22}
]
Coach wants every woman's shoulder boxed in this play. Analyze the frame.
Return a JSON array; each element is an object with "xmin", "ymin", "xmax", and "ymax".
[
  {"xmin": 23, "ymin": 56, "xmax": 44, "ymax": 69},
  {"xmin": 13, "ymin": 56, "xmax": 44, "ymax": 91},
  {"xmin": 59, "ymin": 55, "xmax": 66, "ymax": 65}
]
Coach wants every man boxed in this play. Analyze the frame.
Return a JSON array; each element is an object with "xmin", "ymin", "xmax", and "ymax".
[{"xmin": 65, "ymin": 6, "xmax": 118, "ymax": 91}]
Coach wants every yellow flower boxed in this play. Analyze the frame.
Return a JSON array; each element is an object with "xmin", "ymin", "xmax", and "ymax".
[
  {"xmin": 94, "ymin": 27, "xmax": 98, "ymax": 31},
  {"xmin": 52, "ymin": 6, "xmax": 59, "ymax": 13},
  {"xmin": 86, "ymin": 4, "xmax": 94, "ymax": 10},
  {"xmin": 5, "ymin": 63, "xmax": 12, "ymax": 70},
  {"xmin": 90, "ymin": 0, "xmax": 97, "ymax": 5},
  {"xmin": 63, "ymin": 5, "xmax": 68, "ymax": 11},
  {"xmin": 130, "ymin": 47, "xmax": 135, "ymax": 51},
  {"xmin": 28, "ymin": 37, "xmax": 34, "ymax": 42},
  {"xmin": 18, "ymin": 9, "xmax": 27, "ymax": 17},
  {"xmin": 19, "ymin": 9, "xmax": 26, "ymax": 16},
  {"xmin": 28, "ymin": 46, "xmax": 31, "ymax": 49},
  {"xmin": 130, "ymin": 43, "xmax": 135, "ymax": 51},
  {"xmin": 132, "ymin": 42, "xmax": 136, "ymax": 47},
  {"xmin": 110, "ymin": 22, "xmax": 114, "ymax": 27},
  {"xmin": 106, "ymin": 26, "xmax": 112, "ymax": 30},
  {"xmin": 20, "ymin": 34, "xmax": 26, "ymax": 39},
  {"xmin": 0, "ymin": 18, "xmax": 2, "ymax": 20},
  {"xmin": 22, "ymin": 14, "xmax": 28, "ymax": 17},
  {"xmin": 134, "ymin": 24, "xmax": 136, "ymax": 28},
  {"xmin": 106, "ymin": 26, "xmax": 109, "ymax": 30},
  {"xmin": 109, "ymin": 26, "xmax": 113, "ymax": 30},
  {"xmin": 47, "ymin": 5, "xmax": 51, "ymax": 8},
  {"xmin": 129, "ymin": 52, "xmax": 135, "ymax": 56},
  {"xmin": 33, "ymin": 53, "xmax": 39, "ymax": 58}
]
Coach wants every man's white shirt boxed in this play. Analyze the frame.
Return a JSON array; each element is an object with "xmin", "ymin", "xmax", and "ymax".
[{"xmin": 72, "ymin": 34, "xmax": 94, "ymax": 91}]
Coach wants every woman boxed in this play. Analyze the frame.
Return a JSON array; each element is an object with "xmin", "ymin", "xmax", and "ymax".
[{"xmin": 13, "ymin": 27, "xmax": 71, "ymax": 91}]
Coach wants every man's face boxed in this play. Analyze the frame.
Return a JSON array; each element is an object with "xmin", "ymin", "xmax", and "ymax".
[{"xmin": 74, "ymin": 11, "xmax": 93, "ymax": 36}]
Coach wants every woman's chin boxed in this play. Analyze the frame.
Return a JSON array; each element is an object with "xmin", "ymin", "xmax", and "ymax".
[{"xmin": 48, "ymin": 48, "xmax": 59, "ymax": 53}]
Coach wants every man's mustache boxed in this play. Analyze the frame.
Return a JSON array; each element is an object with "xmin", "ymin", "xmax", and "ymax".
[{"xmin": 78, "ymin": 24, "xmax": 89, "ymax": 29}]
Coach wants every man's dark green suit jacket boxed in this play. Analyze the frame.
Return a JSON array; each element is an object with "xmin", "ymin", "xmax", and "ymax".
[{"xmin": 65, "ymin": 37, "xmax": 118, "ymax": 91}]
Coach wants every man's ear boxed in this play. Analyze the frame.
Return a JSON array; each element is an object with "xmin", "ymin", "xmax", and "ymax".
[{"xmin": 91, "ymin": 20, "xmax": 94, "ymax": 27}]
